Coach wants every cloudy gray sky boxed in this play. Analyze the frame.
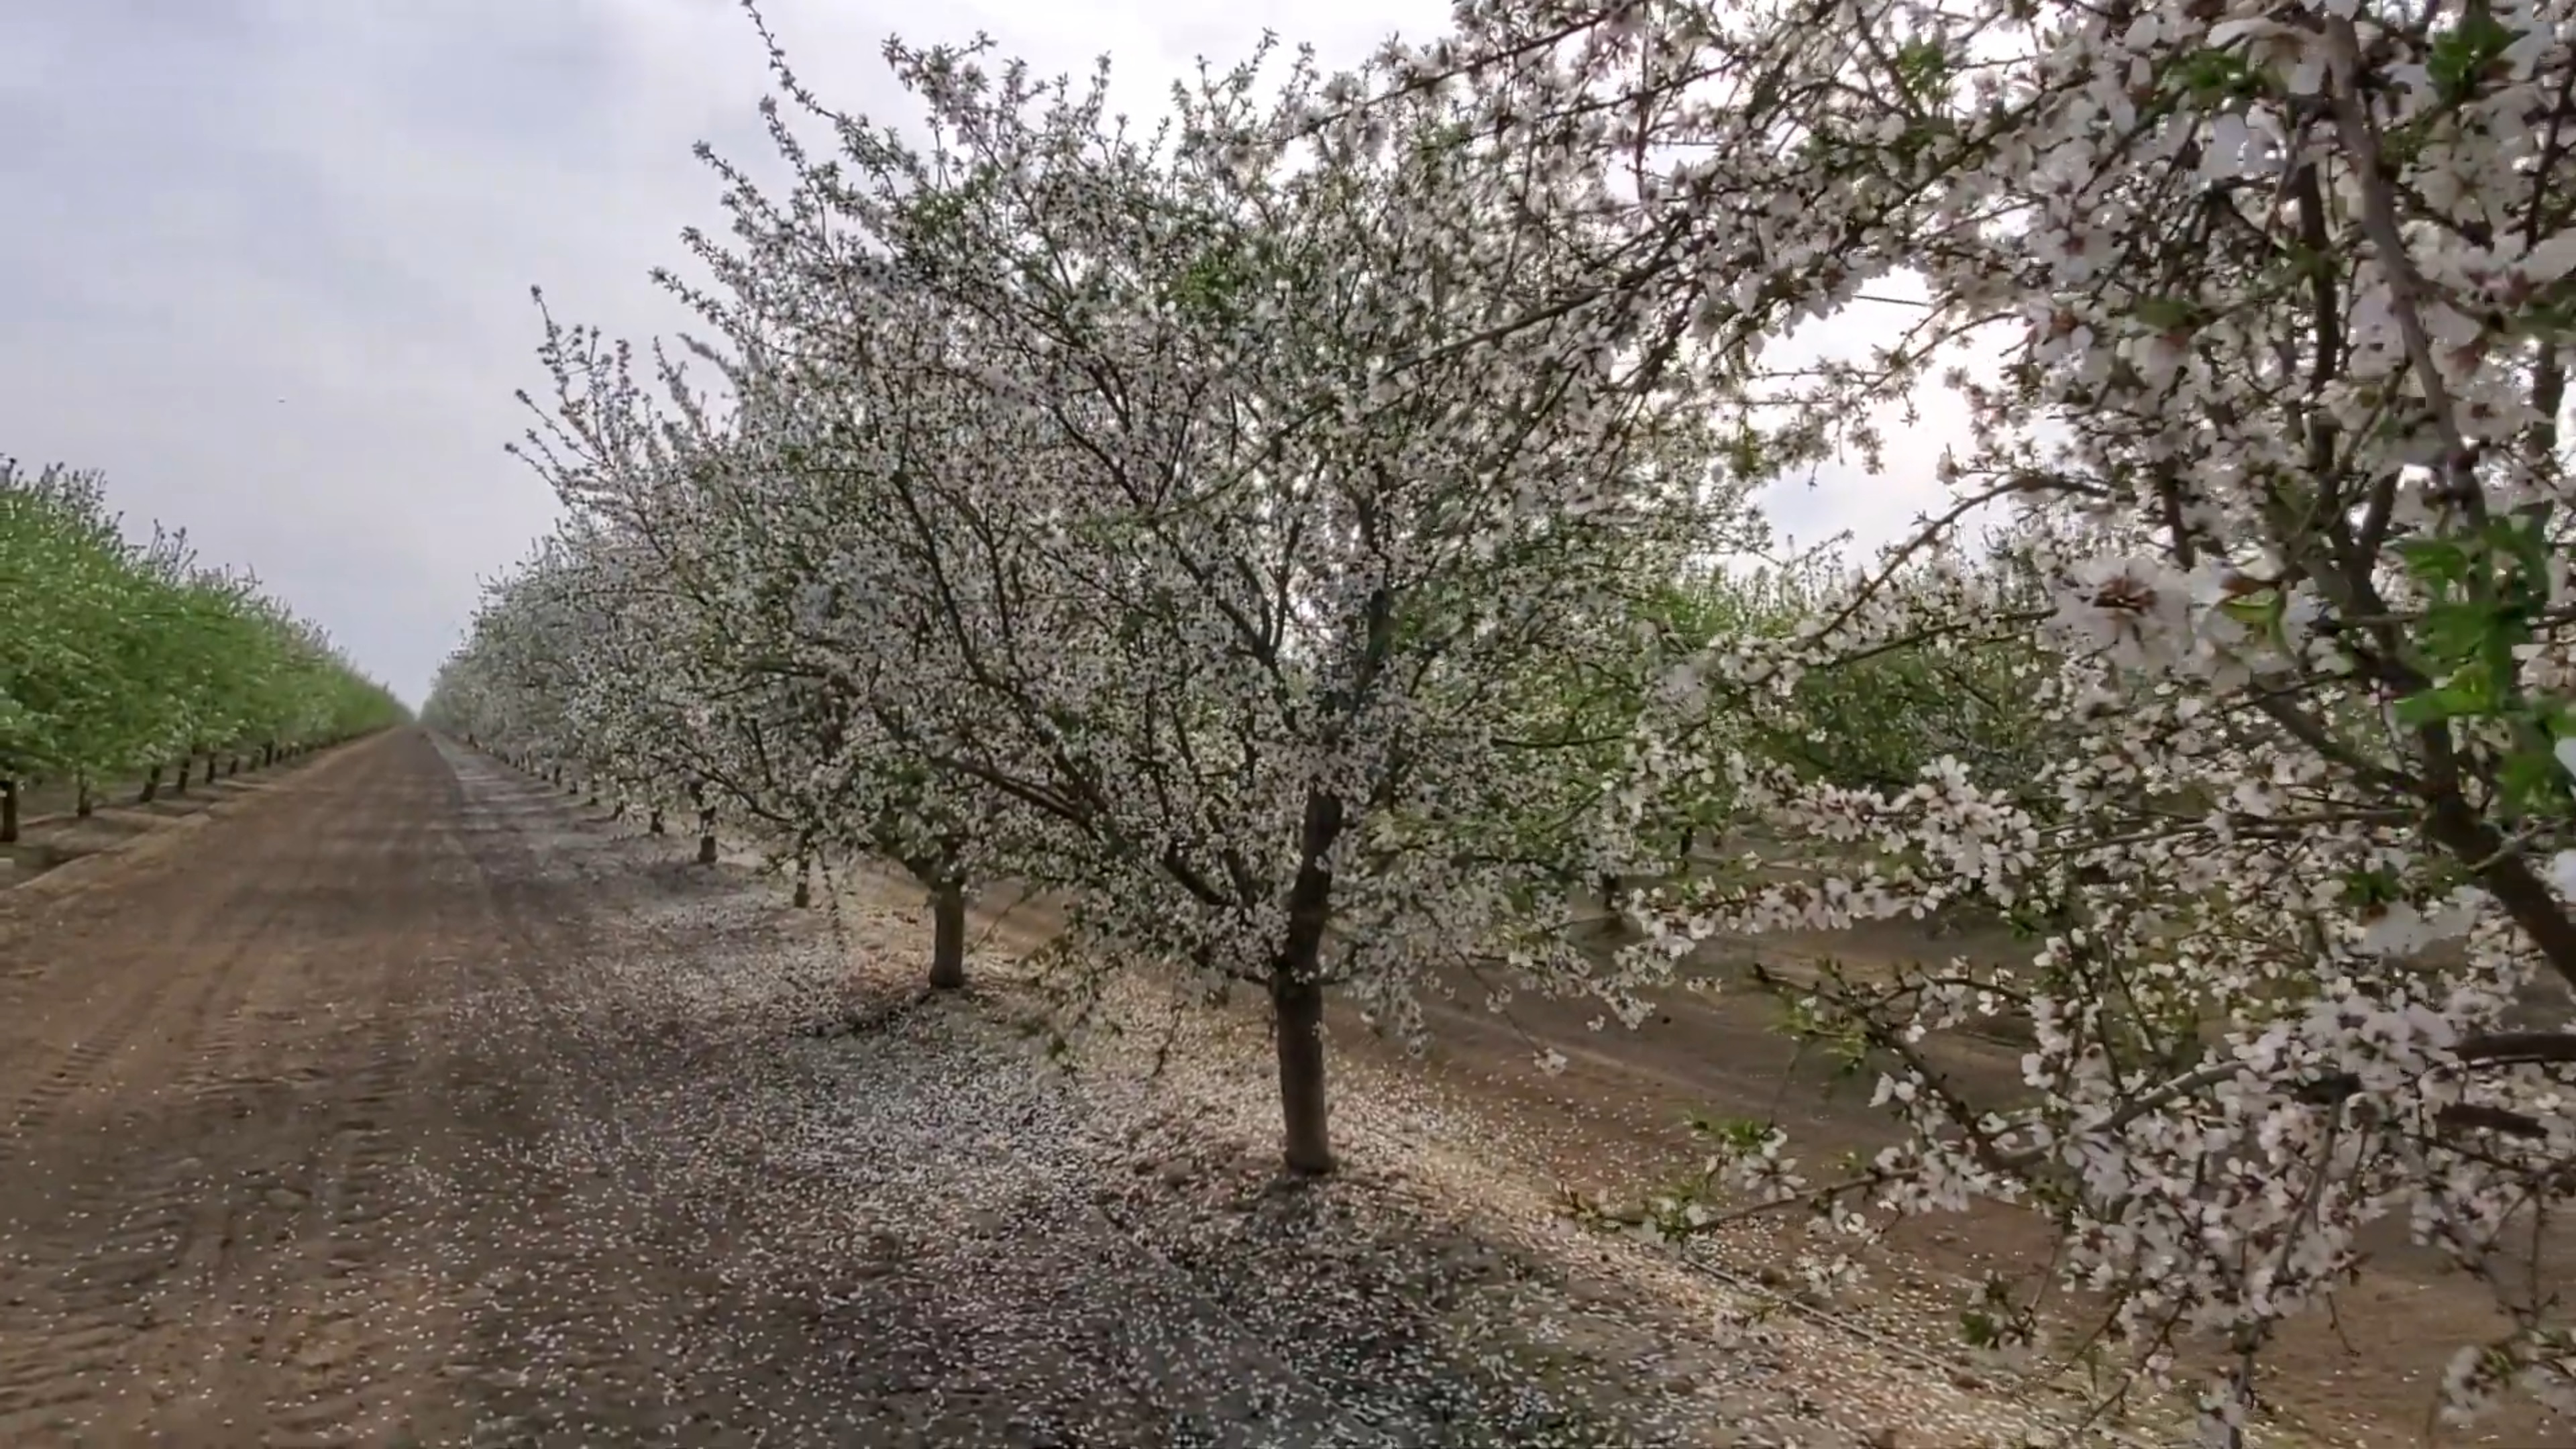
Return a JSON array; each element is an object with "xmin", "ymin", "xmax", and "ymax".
[{"xmin": 1, "ymin": 0, "xmax": 1947, "ymax": 708}]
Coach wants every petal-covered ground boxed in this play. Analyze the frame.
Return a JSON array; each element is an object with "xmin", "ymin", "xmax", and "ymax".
[{"xmin": 0, "ymin": 729, "xmax": 2536, "ymax": 1446}]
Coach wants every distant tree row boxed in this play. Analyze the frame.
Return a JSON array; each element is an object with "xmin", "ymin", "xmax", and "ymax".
[{"xmin": 0, "ymin": 458, "xmax": 408, "ymax": 841}]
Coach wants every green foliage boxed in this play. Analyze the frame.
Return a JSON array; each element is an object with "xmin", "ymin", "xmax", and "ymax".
[
  {"xmin": 1664, "ymin": 558, "xmax": 2060, "ymax": 801},
  {"xmin": 0, "ymin": 458, "xmax": 405, "ymax": 788},
  {"xmin": 2394, "ymin": 517, "xmax": 2575, "ymax": 820}
]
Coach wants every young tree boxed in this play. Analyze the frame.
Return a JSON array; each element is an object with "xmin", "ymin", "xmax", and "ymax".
[{"xmin": 1, "ymin": 458, "xmax": 401, "ymax": 841}]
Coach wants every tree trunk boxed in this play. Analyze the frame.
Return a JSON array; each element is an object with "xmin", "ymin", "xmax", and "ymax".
[
  {"xmin": 139, "ymin": 765, "xmax": 162, "ymax": 804},
  {"xmin": 75, "ymin": 771, "xmax": 93, "ymax": 818},
  {"xmin": 792, "ymin": 833, "xmax": 816, "ymax": 909},
  {"xmin": 696, "ymin": 814, "xmax": 718, "ymax": 865},
  {"xmin": 1, "ymin": 779, "xmax": 18, "ymax": 845},
  {"xmin": 174, "ymin": 757, "xmax": 191, "ymax": 795},
  {"xmin": 1598, "ymin": 871, "xmax": 1635, "ymax": 938},
  {"xmin": 928, "ymin": 879, "xmax": 967, "ymax": 989},
  {"xmin": 1268, "ymin": 788, "xmax": 1344, "ymax": 1177},
  {"xmin": 648, "ymin": 808, "xmax": 664, "ymax": 836},
  {"xmin": 1271, "ymin": 970, "xmax": 1332, "ymax": 1175}
]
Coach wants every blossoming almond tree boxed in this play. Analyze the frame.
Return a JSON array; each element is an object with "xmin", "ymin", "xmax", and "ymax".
[
  {"xmin": 1432, "ymin": 0, "xmax": 2576, "ymax": 1430},
  {"xmin": 663, "ymin": 21, "xmax": 1751, "ymax": 1175}
]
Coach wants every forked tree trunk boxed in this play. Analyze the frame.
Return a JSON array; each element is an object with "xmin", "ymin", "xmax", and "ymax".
[
  {"xmin": 139, "ymin": 765, "xmax": 162, "ymax": 804},
  {"xmin": 928, "ymin": 879, "xmax": 967, "ymax": 989},
  {"xmin": 0, "ymin": 779, "xmax": 18, "ymax": 845}
]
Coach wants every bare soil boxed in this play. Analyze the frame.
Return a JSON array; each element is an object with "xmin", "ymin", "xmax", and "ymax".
[
  {"xmin": 7, "ymin": 730, "xmax": 2564, "ymax": 1448},
  {"xmin": 0, "ymin": 731, "xmax": 1979, "ymax": 1447},
  {"xmin": 0, "ymin": 734, "xmax": 975, "ymax": 1444}
]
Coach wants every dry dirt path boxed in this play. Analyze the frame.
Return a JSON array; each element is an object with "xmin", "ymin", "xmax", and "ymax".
[
  {"xmin": 0, "ymin": 729, "xmax": 1888, "ymax": 1449},
  {"xmin": 0, "ymin": 730, "xmax": 886, "ymax": 1446},
  {"xmin": 11, "ymin": 728, "xmax": 2558, "ymax": 1448}
]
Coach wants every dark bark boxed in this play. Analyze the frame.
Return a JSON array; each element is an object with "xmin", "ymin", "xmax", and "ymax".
[
  {"xmin": 1271, "ymin": 969, "xmax": 1332, "ymax": 1175},
  {"xmin": 139, "ymin": 765, "xmax": 162, "ymax": 804},
  {"xmin": 649, "ymin": 809, "xmax": 665, "ymax": 836},
  {"xmin": 75, "ymin": 771, "xmax": 92, "ymax": 818},
  {"xmin": 1268, "ymin": 788, "xmax": 1345, "ymax": 1177},
  {"xmin": 1, "ymin": 778, "xmax": 18, "ymax": 845},
  {"xmin": 928, "ymin": 879, "xmax": 967, "ymax": 989},
  {"xmin": 792, "ymin": 831, "xmax": 815, "ymax": 909},
  {"xmin": 174, "ymin": 757, "xmax": 191, "ymax": 795},
  {"xmin": 697, "ymin": 814, "xmax": 718, "ymax": 865}
]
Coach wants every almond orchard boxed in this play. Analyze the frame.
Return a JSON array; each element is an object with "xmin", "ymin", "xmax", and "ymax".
[{"xmin": 421, "ymin": 0, "xmax": 2576, "ymax": 1440}]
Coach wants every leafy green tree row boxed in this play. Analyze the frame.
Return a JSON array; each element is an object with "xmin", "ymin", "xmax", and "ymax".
[{"xmin": 0, "ymin": 459, "xmax": 407, "ymax": 841}]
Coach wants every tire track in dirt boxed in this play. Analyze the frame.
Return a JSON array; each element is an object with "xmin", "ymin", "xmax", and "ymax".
[
  {"xmin": 207, "ymin": 752, "xmax": 468, "ymax": 1448},
  {"xmin": 0, "ymin": 820, "xmax": 311, "ymax": 1436},
  {"xmin": 0, "ymin": 738, "xmax": 465, "ymax": 1446},
  {"xmin": 417, "ymin": 745, "xmax": 893, "ymax": 1445},
  {"xmin": 421, "ymin": 752, "xmax": 701, "ymax": 1444}
]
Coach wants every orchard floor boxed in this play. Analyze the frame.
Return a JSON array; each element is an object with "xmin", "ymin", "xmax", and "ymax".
[{"xmin": 0, "ymin": 730, "xmax": 2554, "ymax": 1448}]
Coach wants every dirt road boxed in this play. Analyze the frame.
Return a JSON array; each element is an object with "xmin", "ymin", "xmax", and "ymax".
[
  {"xmin": 7, "ymin": 729, "xmax": 2565, "ymax": 1448},
  {"xmin": 0, "ymin": 730, "xmax": 1947, "ymax": 1448},
  {"xmin": 0, "ymin": 731, "xmax": 885, "ymax": 1446}
]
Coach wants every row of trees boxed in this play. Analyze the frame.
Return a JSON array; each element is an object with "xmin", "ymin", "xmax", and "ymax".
[
  {"xmin": 1, "ymin": 458, "xmax": 407, "ymax": 841},
  {"xmin": 429, "ymin": 0, "xmax": 2576, "ymax": 1434}
]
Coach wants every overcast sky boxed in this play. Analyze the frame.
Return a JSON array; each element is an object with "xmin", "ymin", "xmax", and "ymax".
[{"xmin": 0, "ymin": 0, "xmax": 1951, "ymax": 708}]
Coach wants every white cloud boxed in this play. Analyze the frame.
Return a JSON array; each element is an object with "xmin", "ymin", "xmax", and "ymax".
[{"xmin": 0, "ymin": 0, "xmax": 1958, "ymax": 705}]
